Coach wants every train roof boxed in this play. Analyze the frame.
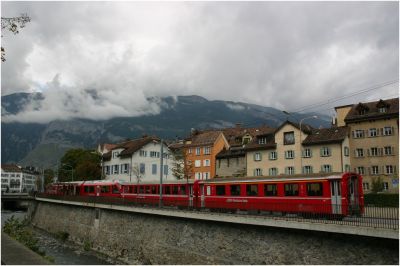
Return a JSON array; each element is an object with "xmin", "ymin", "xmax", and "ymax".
[
  {"xmin": 201, "ymin": 172, "xmax": 357, "ymax": 184},
  {"xmin": 121, "ymin": 179, "xmax": 195, "ymax": 185}
]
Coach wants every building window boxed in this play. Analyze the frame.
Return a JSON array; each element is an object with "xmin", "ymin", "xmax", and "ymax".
[
  {"xmin": 384, "ymin": 146, "xmax": 393, "ymax": 155},
  {"xmin": 254, "ymin": 168, "xmax": 262, "ymax": 176},
  {"xmin": 355, "ymin": 148, "xmax": 364, "ymax": 157},
  {"xmin": 285, "ymin": 150, "xmax": 295, "ymax": 159},
  {"xmin": 383, "ymin": 126, "xmax": 393, "ymax": 136},
  {"xmin": 321, "ymin": 164, "xmax": 332, "ymax": 173},
  {"xmin": 122, "ymin": 164, "xmax": 129, "ymax": 174},
  {"xmin": 254, "ymin": 152, "xmax": 262, "ymax": 161},
  {"xmin": 320, "ymin": 147, "xmax": 331, "ymax": 157},
  {"xmin": 285, "ymin": 167, "xmax": 295, "ymax": 175},
  {"xmin": 345, "ymin": 164, "xmax": 351, "ymax": 172},
  {"xmin": 302, "ymin": 165, "xmax": 313, "ymax": 174},
  {"xmin": 370, "ymin": 147, "xmax": 378, "ymax": 157},
  {"xmin": 105, "ymin": 166, "xmax": 110, "ymax": 175},
  {"xmin": 203, "ymin": 159, "xmax": 210, "ymax": 167},
  {"xmin": 140, "ymin": 150, "xmax": 147, "ymax": 157},
  {"xmin": 188, "ymin": 148, "xmax": 192, "ymax": 154},
  {"xmin": 269, "ymin": 168, "xmax": 278, "ymax": 176},
  {"xmin": 203, "ymin": 172, "xmax": 209, "ymax": 180},
  {"xmin": 386, "ymin": 165, "xmax": 394, "ymax": 175},
  {"xmin": 196, "ymin": 147, "xmax": 201, "ymax": 155},
  {"xmin": 258, "ymin": 137, "xmax": 267, "ymax": 144},
  {"xmin": 195, "ymin": 160, "xmax": 201, "ymax": 167},
  {"xmin": 112, "ymin": 151, "xmax": 119, "ymax": 159},
  {"xmin": 302, "ymin": 148, "xmax": 312, "ymax": 158},
  {"xmin": 113, "ymin": 165, "xmax": 119, "ymax": 174},
  {"xmin": 150, "ymin": 151, "xmax": 160, "ymax": 158},
  {"xmin": 152, "ymin": 164, "xmax": 157, "ymax": 175},
  {"xmin": 371, "ymin": 166, "xmax": 379, "ymax": 175},
  {"xmin": 344, "ymin": 147, "xmax": 349, "ymax": 156},
  {"xmin": 379, "ymin": 107, "xmax": 387, "ymax": 113},
  {"xmin": 195, "ymin": 172, "xmax": 202, "ymax": 180},
  {"xmin": 383, "ymin": 182, "xmax": 389, "ymax": 191},
  {"xmin": 284, "ymin": 131, "xmax": 295, "ymax": 145},
  {"xmin": 164, "ymin": 165, "xmax": 169, "ymax": 175},
  {"xmin": 354, "ymin": 130, "xmax": 364, "ymax": 138},
  {"xmin": 204, "ymin": 147, "xmax": 211, "ymax": 155},
  {"xmin": 357, "ymin": 166, "xmax": 365, "ymax": 175},
  {"xmin": 363, "ymin": 182, "xmax": 370, "ymax": 190},
  {"xmin": 268, "ymin": 151, "xmax": 277, "ymax": 160},
  {"xmin": 368, "ymin": 128, "xmax": 378, "ymax": 137},
  {"xmin": 139, "ymin": 163, "xmax": 145, "ymax": 174}
]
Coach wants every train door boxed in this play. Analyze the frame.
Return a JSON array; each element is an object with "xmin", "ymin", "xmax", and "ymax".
[
  {"xmin": 348, "ymin": 176, "xmax": 360, "ymax": 215},
  {"xmin": 189, "ymin": 185, "xmax": 193, "ymax": 208},
  {"xmin": 330, "ymin": 180, "xmax": 342, "ymax": 214},
  {"xmin": 200, "ymin": 184, "xmax": 205, "ymax": 208}
]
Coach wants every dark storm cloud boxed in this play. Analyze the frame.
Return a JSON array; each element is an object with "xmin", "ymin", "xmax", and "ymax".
[{"xmin": 1, "ymin": 1, "xmax": 398, "ymax": 123}]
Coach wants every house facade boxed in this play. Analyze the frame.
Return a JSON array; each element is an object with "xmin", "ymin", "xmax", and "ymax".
[
  {"xmin": 102, "ymin": 136, "xmax": 175, "ymax": 182},
  {"xmin": 184, "ymin": 130, "xmax": 229, "ymax": 180},
  {"xmin": 1, "ymin": 164, "xmax": 38, "ymax": 193},
  {"xmin": 335, "ymin": 98, "xmax": 399, "ymax": 193},
  {"xmin": 246, "ymin": 121, "xmax": 350, "ymax": 177}
]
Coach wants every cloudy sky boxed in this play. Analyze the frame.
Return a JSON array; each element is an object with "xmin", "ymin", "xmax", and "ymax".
[{"xmin": 1, "ymin": 1, "xmax": 399, "ymax": 123}]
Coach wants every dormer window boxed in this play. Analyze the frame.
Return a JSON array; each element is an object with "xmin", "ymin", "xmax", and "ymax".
[
  {"xmin": 379, "ymin": 107, "xmax": 387, "ymax": 113},
  {"xmin": 376, "ymin": 99, "xmax": 389, "ymax": 113},
  {"xmin": 112, "ymin": 151, "xmax": 120, "ymax": 158},
  {"xmin": 258, "ymin": 137, "xmax": 267, "ymax": 144},
  {"xmin": 243, "ymin": 136, "xmax": 251, "ymax": 145},
  {"xmin": 356, "ymin": 103, "xmax": 369, "ymax": 115}
]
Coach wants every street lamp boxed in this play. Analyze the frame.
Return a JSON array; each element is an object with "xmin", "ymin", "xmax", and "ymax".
[
  {"xmin": 299, "ymin": 116, "xmax": 318, "ymax": 173},
  {"xmin": 62, "ymin": 163, "xmax": 74, "ymax": 182}
]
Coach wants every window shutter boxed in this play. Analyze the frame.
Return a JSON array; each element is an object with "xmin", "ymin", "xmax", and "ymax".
[
  {"xmin": 259, "ymin": 153, "xmax": 262, "ymax": 160},
  {"xmin": 392, "ymin": 127, "xmax": 395, "ymax": 135},
  {"xmin": 394, "ymin": 166, "xmax": 397, "ymax": 174},
  {"xmin": 328, "ymin": 147, "xmax": 331, "ymax": 156},
  {"xmin": 379, "ymin": 148, "xmax": 383, "ymax": 156},
  {"xmin": 367, "ymin": 149, "xmax": 370, "ymax": 156},
  {"xmin": 310, "ymin": 149, "xmax": 312, "ymax": 157},
  {"xmin": 260, "ymin": 169, "xmax": 263, "ymax": 176},
  {"xmin": 253, "ymin": 153, "xmax": 256, "ymax": 161},
  {"xmin": 310, "ymin": 166, "xmax": 313, "ymax": 174},
  {"xmin": 320, "ymin": 148, "xmax": 323, "ymax": 157}
]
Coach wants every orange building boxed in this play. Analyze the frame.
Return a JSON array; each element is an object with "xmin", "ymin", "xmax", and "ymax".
[{"xmin": 184, "ymin": 130, "xmax": 229, "ymax": 180}]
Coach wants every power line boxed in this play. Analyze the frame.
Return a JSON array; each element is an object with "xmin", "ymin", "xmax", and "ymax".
[{"xmin": 289, "ymin": 79, "xmax": 399, "ymax": 113}]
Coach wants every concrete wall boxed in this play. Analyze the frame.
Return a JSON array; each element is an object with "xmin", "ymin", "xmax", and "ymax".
[
  {"xmin": 216, "ymin": 156, "xmax": 246, "ymax": 177},
  {"xmin": 30, "ymin": 201, "xmax": 398, "ymax": 265}
]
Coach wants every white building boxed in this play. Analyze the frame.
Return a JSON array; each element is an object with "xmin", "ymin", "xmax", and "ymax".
[
  {"xmin": 101, "ymin": 136, "xmax": 176, "ymax": 182},
  {"xmin": 1, "ymin": 164, "xmax": 38, "ymax": 193}
]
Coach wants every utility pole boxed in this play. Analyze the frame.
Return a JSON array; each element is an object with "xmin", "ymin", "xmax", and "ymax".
[{"xmin": 159, "ymin": 139, "xmax": 164, "ymax": 207}]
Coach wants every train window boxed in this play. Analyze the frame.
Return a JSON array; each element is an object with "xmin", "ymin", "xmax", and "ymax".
[
  {"xmin": 145, "ymin": 186, "xmax": 151, "ymax": 194},
  {"xmin": 216, "ymin": 185, "xmax": 226, "ymax": 196},
  {"xmin": 133, "ymin": 186, "xmax": 137, "ymax": 193},
  {"xmin": 180, "ymin": 185, "xmax": 186, "ymax": 195},
  {"xmin": 230, "ymin": 185, "xmax": 241, "ymax": 196},
  {"xmin": 151, "ymin": 186, "xmax": 157, "ymax": 194},
  {"xmin": 307, "ymin": 183, "xmax": 323, "ymax": 196},
  {"xmin": 284, "ymin": 183, "xmax": 299, "ymax": 196},
  {"xmin": 165, "ymin": 186, "xmax": 171, "ymax": 194},
  {"xmin": 84, "ymin": 186, "xmax": 95, "ymax": 193},
  {"xmin": 112, "ymin": 186, "xmax": 120, "ymax": 194},
  {"xmin": 101, "ymin": 186, "xmax": 110, "ymax": 193},
  {"xmin": 139, "ymin": 186, "xmax": 144, "ymax": 194},
  {"xmin": 246, "ymin": 184, "xmax": 258, "ymax": 196},
  {"xmin": 264, "ymin": 184, "xmax": 277, "ymax": 196},
  {"xmin": 173, "ymin": 186, "xmax": 179, "ymax": 195}
]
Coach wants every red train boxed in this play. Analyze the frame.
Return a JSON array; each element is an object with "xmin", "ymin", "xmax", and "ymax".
[{"xmin": 44, "ymin": 172, "xmax": 364, "ymax": 217}]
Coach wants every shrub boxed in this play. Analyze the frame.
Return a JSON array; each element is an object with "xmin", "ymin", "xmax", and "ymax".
[{"xmin": 364, "ymin": 193, "xmax": 399, "ymax": 207}]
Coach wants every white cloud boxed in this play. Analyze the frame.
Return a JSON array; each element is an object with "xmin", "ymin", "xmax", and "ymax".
[{"xmin": 1, "ymin": 1, "xmax": 398, "ymax": 123}]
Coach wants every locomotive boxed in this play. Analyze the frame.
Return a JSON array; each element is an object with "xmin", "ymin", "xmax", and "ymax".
[{"xmin": 44, "ymin": 172, "xmax": 364, "ymax": 217}]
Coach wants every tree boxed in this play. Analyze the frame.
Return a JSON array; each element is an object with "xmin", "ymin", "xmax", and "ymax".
[
  {"xmin": 131, "ymin": 164, "xmax": 143, "ymax": 194},
  {"xmin": 59, "ymin": 148, "xmax": 101, "ymax": 181},
  {"xmin": 171, "ymin": 148, "xmax": 193, "ymax": 180},
  {"xmin": 1, "ymin": 14, "xmax": 30, "ymax": 62},
  {"xmin": 371, "ymin": 176, "xmax": 384, "ymax": 194}
]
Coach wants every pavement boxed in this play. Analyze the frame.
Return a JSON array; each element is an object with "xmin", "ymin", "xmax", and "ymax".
[{"xmin": 1, "ymin": 233, "xmax": 50, "ymax": 265}]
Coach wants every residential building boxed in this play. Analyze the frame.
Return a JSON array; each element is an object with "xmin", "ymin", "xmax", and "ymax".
[
  {"xmin": 1, "ymin": 164, "xmax": 38, "ymax": 193},
  {"xmin": 102, "ymin": 136, "xmax": 175, "ymax": 182},
  {"xmin": 215, "ymin": 125, "xmax": 276, "ymax": 178},
  {"xmin": 184, "ymin": 130, "xmax": 229, "ymax": 180},
  {"xmin": 246, "ymin": 121, "xmax": 350, "ymax": 177},
  {"xmin": 335, "ymin": 98, "xmax": 399, "ymax": 193}
]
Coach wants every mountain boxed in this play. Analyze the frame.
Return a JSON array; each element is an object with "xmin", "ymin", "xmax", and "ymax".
[{"xmin": 1, "ymin": 93, "xmax": 332, "ymax": 168}]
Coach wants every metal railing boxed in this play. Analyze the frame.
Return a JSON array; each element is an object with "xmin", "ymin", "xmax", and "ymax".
[{"xmin": 36, "ymin": 194, "xmax": 399, "ymax": 230}]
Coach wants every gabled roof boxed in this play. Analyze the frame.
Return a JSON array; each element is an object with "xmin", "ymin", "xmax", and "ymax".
[
  {"xmin": 344, "ymin": 98, "xmax": 399, "ymax": 123},
  {"xmin": 216, "ymin": 147, "xmax": 246, "ymax": 159},
  {"xmin": 1, "ymin": 164, "xmax": 22, "ymax": 173},
  {"xmin": 103, "ymin": 136, "xmax": 161, "ymax": 161},
  {"xmin": 244, "ymin": 133, "xmax": 276, "ymax": 151},
  {"xmin": 221, "ymin": 125, "xmax": 275, "ymax": 146},
  {"xmin": 302, "ymin": 126, "xmax": 349, "ymax": 146},
  {"xmin": 275, "ymin": 120, "xmax": 313, "ymax": 134},
  {"xmin": 185, "ymin": 131, "xmax": 225, "ymax": 147}
]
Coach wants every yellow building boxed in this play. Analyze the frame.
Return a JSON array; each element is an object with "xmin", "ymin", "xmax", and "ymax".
[
  {"xmin": 246, "ymin": 121, "xmax": 350, "ymax": 177},
  {"xmin": 335, "ymin": 98, "xmax": 399, "ymax": 193}
]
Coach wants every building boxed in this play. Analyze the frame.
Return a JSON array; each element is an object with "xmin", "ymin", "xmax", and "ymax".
[
  {"xmin": 335, "ymin": 98, "xmax": 399, "ymax": 193},
  {"xmin": 1, "ymin": 164, "xmax": 38, "ymax": 193},
  {"xmin": 215, "ymin": 125, "xmax": 276, "ymax": 178},
  {"xmin": 184, "ymin": 130, "xmax": 229, "ymax": 180},
  {"xmin": 246, "ymin": 120, "xmax": 350, "ymax": 177},
  {"xmin": 102, "ymin": 136, "xmax": 176, "ymax": 182}
]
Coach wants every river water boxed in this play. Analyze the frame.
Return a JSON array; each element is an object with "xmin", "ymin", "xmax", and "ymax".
[{"xmin": 2, "ymin": 210, "xmax": 115, "ymax": 265}]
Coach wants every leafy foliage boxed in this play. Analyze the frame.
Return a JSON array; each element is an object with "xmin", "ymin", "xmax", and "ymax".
[
  {"xmin": 59, "ymin": 148, "xmax": 101, "ymax": 181},
  {"xmin": 364, "ymin": 193, "xmax": 399, "ymax": 207},
  {"xmin": 371, "ymin": 176, "xmax": 384, "ymax": 193},
  {"xmin": 1, "ymin": 14, "xmax": 31, "ymax": 62}
]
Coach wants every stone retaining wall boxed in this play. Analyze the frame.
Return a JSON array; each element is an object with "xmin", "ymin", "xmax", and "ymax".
[{"xmin": 30, "ymin": 201, "xmax": 398, "ymax": 264}]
